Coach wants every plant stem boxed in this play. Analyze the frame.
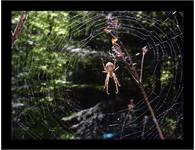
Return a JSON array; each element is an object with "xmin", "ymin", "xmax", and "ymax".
[
  {"xmin": 140, "ymin": 53, "xmax": 145, "ymax": 82},
  {"xmin": 120, "ymin": 111, "xmax": 130, "ymax": 139},
  {"xmin": 138, "ymin": 83, "xmax": 165, "ymax": 139},
  {"xmin": 11, "ymin": 11, "xmax": 28, "ymax": 48},
  {"xmin": 105, "ymin": 30, "xmax": 165, "ymax": 140},
  {"xmin": 141, "ymin": 117, "xmax": 147, "ymax": 139},
  {"xmin": 125, "ymin": 51, "xmax": 165, "ymax": 140}
]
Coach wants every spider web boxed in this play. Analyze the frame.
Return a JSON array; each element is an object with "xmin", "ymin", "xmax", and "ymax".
[{"xmin": 11, "ymin": 11, "xmax": 184, "ymax": 140}]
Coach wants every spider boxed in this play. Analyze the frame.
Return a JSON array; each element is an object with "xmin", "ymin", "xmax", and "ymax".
[{"xmin": 102, "ymin": 61, "xmax": 121, "ymax": 95}]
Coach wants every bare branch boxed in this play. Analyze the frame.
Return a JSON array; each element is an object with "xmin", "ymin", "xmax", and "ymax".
[
  {"xmin": 140, "ymin": 46, "xmax": 148, "ymax": 82},
  {"xmin": 11, "ymin": 11, "xmax": 28, "ymax": 48},
  {"xmin": 104, "ymin": 27, "xmax": 165, "ymax": 140}
]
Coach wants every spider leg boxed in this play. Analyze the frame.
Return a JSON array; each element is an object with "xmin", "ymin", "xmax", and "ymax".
[
  {"xmin": 113, "ymin": 73, "xmax": 120, "ymax": 94},
  {"xmin": 104, "ymin": 78, "xmax": 106, "ymax": 89},
  {"xmin": 102, "ymin": 61, "xmax": 107, "ymax": 71},
  {"xmin": 114, "ymin": 66, "xmax": 119, "ymax": 71},
  {"xmin": 113, "ymin": 72, "xmax": 121, "ymax": 86},
  {"xmin": 116, "ymin": 76, "xmax": 121, "ymax": 87},
  {"xmin": 105, "ymin": 74, "xmax": 110, "ymax": 95}
]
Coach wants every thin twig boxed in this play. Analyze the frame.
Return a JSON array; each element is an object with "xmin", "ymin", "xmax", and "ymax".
[
  {"xmin": 120, "ymin": 111, "xmax": 130, "ymax": 139},
  {"xmin": 139, "ymin": 84, "xmax": 164, "ymax": 139},
  {"xmin": 141, "ymin": 116, "xmax": 148, "ymax": 139},
  {"xmin": 140, "ymin": 53, "xmax": 145, "ymax": 82},
  {"xmin": 11, "ymin": 11, "xmax": 28, "ymax": 48},
  {"xmin": 140, "ymin": 46, "xmax": 148, "ymax": 82}
]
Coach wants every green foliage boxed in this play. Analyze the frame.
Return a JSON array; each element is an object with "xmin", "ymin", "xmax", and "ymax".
[
  {"xmin": 160, "ymin": 56, "xmax": 173, "ymax": 85},
  {"xmin": 163, "ymin": 117, "xmax": 177, "ymax": 139},
  {"xmin": 60, "ymin": 133, "xmax": 75, "ymax": 140}
]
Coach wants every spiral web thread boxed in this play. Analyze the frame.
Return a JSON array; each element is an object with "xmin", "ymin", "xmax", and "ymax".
[{"xmin": 11, "ymin": 11, "xmax": 183, "ymax": 140}]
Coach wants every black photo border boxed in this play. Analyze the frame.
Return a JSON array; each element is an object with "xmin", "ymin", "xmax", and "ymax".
[{"xmin": 1, "ymin": 1, "xmax": 194, "ymax": 149}]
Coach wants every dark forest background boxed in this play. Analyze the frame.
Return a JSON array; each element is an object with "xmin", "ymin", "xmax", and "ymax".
[{"xmin": 11, "ymin": 11, "xmax": 183, "ymax": 140}]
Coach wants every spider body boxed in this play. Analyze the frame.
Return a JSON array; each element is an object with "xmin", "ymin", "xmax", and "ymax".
[{"xmin": 102, "ymin": 61, "xmax": 121, "ymax": 95}]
